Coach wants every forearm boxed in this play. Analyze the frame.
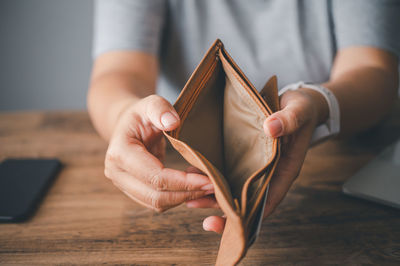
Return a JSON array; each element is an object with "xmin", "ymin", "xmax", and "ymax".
[
  {"xmin": 88, "ymin": 51, "xmax": 159, "ymax": 141},
  {"xmin": 302, "ymin": 47, "xmax": 400, "ymax": 138},
  {"xmin": 323, "ymin": 66, "xmax": 398, "ymax": 137}
]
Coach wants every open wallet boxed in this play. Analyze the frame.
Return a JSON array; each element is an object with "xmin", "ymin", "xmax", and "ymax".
[{"xmin": 163, "ymin": 39, "xmax": 281, "ymax": 265}]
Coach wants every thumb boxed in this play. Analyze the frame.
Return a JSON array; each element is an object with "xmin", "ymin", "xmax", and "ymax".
[
  {"xmin": 142, "ymin": 95, "xmax": 180, "ymax": 131},
  {"xmin": 264, "ymin": 101, "xmax": 309, "ymax": 137}
]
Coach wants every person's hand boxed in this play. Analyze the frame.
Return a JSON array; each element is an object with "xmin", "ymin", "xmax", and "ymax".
[
  {"xmin": 186, "ymin": 88, "xmax": 328, "ymax": 233},
  {"xmin": 104, "ymin": 95, "xmax": 214, "ymax": 212}
]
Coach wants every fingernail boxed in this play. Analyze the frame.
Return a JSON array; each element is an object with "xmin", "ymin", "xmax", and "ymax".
[
  {"xmin": 201, "ymin": 183, "xmax": 214, "ymax": 191},
  {"xmin": 161, "ymin": 112, "xmax": 178, "ymax": 128},
  {"xmin": 266, "ymin": 118, "xmax": 282, "ymax": 137},
  {"xmin": 203, "ymin": 220, "xmax": 212, "ymax": 231}
]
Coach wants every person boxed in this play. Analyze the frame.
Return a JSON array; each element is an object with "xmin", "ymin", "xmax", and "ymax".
[{"xmin": 88, "ymin": 0, "xmax": 400, "ymax": 234}]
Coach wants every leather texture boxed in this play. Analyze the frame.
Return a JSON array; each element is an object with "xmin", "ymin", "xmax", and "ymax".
[{"xmin": 163, "ymin": 39, "xmax": 281, "ymax": 266}]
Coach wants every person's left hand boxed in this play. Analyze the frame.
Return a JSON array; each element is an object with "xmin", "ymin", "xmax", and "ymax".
[{"xmin": 185, "ymin": 88, "xmax": 327, "ymax": 233}]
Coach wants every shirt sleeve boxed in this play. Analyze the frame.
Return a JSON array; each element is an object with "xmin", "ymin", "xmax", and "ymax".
[
  {"xmin": 92, "ymin": 0, "xmax": 166, "ymax": 58},
  {"xmin": 332, "ymin": 0, "xmax": 400, "ymax": 58}
]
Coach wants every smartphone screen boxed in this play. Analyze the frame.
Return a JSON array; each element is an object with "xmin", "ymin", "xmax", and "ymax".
[{"xmin": 0, "ymin": 159, "xmax": 61, "ymax": 222}]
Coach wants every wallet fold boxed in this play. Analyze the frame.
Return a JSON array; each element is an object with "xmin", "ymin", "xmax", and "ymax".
[{"xmin": 163, "ymin": 39, "xmax": 281, "ymax": 265}]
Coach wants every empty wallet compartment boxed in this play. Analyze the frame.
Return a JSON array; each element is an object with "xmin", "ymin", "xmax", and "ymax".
[{"xmin": 163, "ymin": 39, "xmax": 280, "ymax": 266}]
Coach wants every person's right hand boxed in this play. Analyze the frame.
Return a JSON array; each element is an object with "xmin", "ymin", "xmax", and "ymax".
[{"xmin": 104, "ymin": 95, "xmax": 214, "ymax": 212}]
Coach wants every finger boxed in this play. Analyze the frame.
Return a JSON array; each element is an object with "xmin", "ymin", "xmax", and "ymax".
[
  {"xmin": 186, "ymin": 195, "xmax": 219, "ymax": 208},
  {"xmin": 263, "ymin": 133, "xmax": 310, "ymax": 218},
  {"xmin": 264, "ymin": 93, "xmax": 312, "ymax": 138},
  {"xmin": 140, "ymin": 95, "xmax": 180, "ymax": 131},
  {"xmin": 111, "ymin": 168, "xmax": 213, "ymax": 212},
  {"xmin": 203, "ymin": 216, "xmax": 226, "ymax": 234},
  {"xmin": 107, "ymin": 141, "xmax": 212, "ymax": 192},
  {"xmin": 263, "ymin": 172, "xmax": 294, "ymax": 218}
]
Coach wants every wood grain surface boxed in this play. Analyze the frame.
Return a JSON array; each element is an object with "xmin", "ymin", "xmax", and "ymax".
[{"xmin": 0, "ymin": 105, "xmax": 399, "ymax": 265}]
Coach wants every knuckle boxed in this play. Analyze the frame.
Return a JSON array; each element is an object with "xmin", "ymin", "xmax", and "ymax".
[
  {"xmin": 187, "ymin": 193, "xmax": 200, "ymax": 201},
  {"xmin": 153, "ymin": 207, "xmax": 165, "ymax": 213},
  {"xmin": 105, "ymin": 149, "xmax": 121, "ymax": 165},
  {"xmin": 182, "ymin": 182, "xmax": 191, "ymax": 192},
  {"xmin": 104, "ymin": 154, "xmax": 118, "ymax": 180},
  {"xmin": 287, "ymin": 109, "xmax": 301, "ymax": 130},
  {"xmin": 149, "ymin": 172, "xmax": 168, "ymax": 191},
  {"xmin": 104, "ymin": 167, "xmax": 112, "ymax": 180},
  {"xmin": 146, "ymin": 94, "xmax": 164, "ymax": 106},
  {"xmin": 147, "ymin": 191, "xmax": 165, "ymax": 211},
  {"xmin": 146, "ymin": 94, "xmax": 158, "ymax": 101}
]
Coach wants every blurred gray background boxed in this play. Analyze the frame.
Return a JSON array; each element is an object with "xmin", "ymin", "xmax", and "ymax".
[
  {"xmin": 0, "ymin": 0, "xmax": 93, "ymax": 111},
  {"xmin": 0, "ymin": 1, "xmax": 398, "ymax": 111}
]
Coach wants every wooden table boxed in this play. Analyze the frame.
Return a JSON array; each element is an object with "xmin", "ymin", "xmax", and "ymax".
[{"xmin": 0, "ymin": 106, "xmax": 400, "ymax": 265}]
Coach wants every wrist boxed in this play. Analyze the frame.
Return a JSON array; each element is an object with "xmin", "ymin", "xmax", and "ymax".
[
  {"xmin": 280, "ymin": 81, "xmax": 340, "ymax": 144},
  {"xmin": 114, "ymin": 97, "xmax": 138, "ymax": 121},
  {"xmin": 106, "ymin": 97, "xmax": 139, "ymax": 139}
]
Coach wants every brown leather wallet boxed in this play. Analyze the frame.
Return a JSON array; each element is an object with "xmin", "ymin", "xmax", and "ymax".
[{"xmin": 163, "ymin": 39, "xmax": 281, "ymax": 265}]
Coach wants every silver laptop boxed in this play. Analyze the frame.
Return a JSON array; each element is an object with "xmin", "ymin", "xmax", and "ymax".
[{"xmin": 343, "ymin": 138, "xmax": 400, "ymax": 209}]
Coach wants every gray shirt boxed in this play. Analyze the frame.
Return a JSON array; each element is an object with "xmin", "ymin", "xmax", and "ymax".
[{"xmin": 93, "ymin": 0, "xmax": 400, "ymax": 103}]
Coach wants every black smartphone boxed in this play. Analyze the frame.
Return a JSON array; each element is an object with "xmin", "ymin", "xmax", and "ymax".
[{"xmin": 0, "ymin": 159, "xmax": 62, "ymax": 222}]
